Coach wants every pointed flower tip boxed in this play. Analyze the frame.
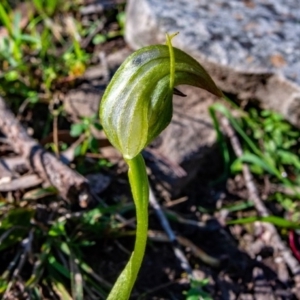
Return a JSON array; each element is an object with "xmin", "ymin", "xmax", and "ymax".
[
  {"xmin": 165, "ymin": 32, "xmax": 223, "ymax": 99},
  {"xmin": 166, "ymin": 32, "xmax": 179, "ymax": 90},
  {"xmin": 166, "ymin": 32, "xmax": 179, "ymax": 42}
]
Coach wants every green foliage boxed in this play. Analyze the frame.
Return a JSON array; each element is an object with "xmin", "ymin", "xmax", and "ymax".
[
  {"xmin": 227, "ymin": 215, "xmax": 300, "ymax": 229},
  {"xmin": 0, "ymin": 208, "xmax": 34, "ymax": 251},
  {"xmin": 0, "ymin": 1, "xmax": 136, "ymax": 298},
  {"xmin": 0, "ymin": 1, "xmax": 89, "ymax": 102},
  {"xmin": 70, "ymin": 115, "xmax": 102, "ymax": 156},
  {"xmin": 210, "ymin": 103, "xmax": 300, "ymax": 188},
  {"xmin": 183, "ymin": 279, "xmax": 212, "ymax": 300},
  {"xmin": 92, "ymin": 9, "xmax": 125, "ymax": 45},
  {"xmin": 0, "ymin": 199, "xmax": 122, "ymax": 298},
  {"xmin": 243, "ymin": 109, "xmax": 300, "ymax": 177},
  {"xmin": 210, "ymin": 102, "xmax": 300, "ymax": 225}
]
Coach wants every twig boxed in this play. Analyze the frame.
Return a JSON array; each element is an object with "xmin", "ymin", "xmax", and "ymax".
[
  {"xmin": 69, "ymin": 251, "xmax": 83, "ymax": 300},
  {"xmin": 221, "ymin": 117, "xmax": 300, "ymax": 290},
  {"xmin": 0, "ymin": 159, "xmax": 14, "ymax": 184},
  {"xmin": 52, "ymin": 113, "xmax": 60, "ymax": 158},
  {"xmin": 269, "ymin": 183, "xmax": 300, "ymax": 196},
  {"xmin": 0, "ymin": 174, "xmax": 42, "ymax": 192},
  {"xmin": 163, "ymin": 208, "xmax": 206, "ymax": 229},
  {"xmin": 0, "ymin": 156, "xmax": 28, "ymax": 174},
  {"xmin": 149, "ymin": 186, "xmax": 193, "ymax": 277},
  {"xmin": 0, "ymin": 227, "xmax": 25, "ymax": 246},
  {"xmin": 137, "ymin": 279, "xmax": 179, "ymax": 300},
  {"xmin": 163, "ymin": 196, "xmax": 188, "ymax": 207},
  {"xmin": 91, "ymin": 192, "xmax": 134, "ymax": 228},
  {"xmin": 98, "ymin": 51, "xmax": 110, "ymax": 84},
  {"xmin": 148, "ymin": 230, "xmax": 220, "ymax": 268},
  {"xmin": 0, "ymin": 96, "xmax": 90, "ymax": 205},
  {"xmin": 114, "ymin": 240, "xmax": 131, "ymax": 255},
  {"xmin": 176, "ymin": 235, "xmax": 220, "ymax": 267},
  {"xmin": 2, "ymin": 249, "xmax": 22, "ymax": 280},
  {"xmin": 221, "ymin": 118, "xmax": 268, "ymax": 217},
  {"xmin": 3, "ymin": 229, "xmax": 34, "ymax": 298},
  {"xmin": 60, "ymin": 134, "xmax": 87, "ymax": 164},
  {"xmin": 17, "ymin": 98, "xmax": 30, "ymax": 117},
  {"xmin": 12, "ymin": 229, "xmax": 34, "ymax": 279},
  {"xmin": 78, "ymin": 258, "xmax": 112, "ymax": 290},
  {"xmin": 80, "ymin": 20, "xmax": 105, "ymax": 49}
]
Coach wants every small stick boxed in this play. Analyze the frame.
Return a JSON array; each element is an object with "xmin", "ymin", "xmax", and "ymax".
[
  {"xmin": 148, "ymin": 230, "xmax": 220, "ymax": 268},
  {"xmin": 221, "ymin": 118, "xmax": 268, "ymax": 217},
  {"xmin": 0, "ymin": 97, "xmax": 90, "ymax": 205},
  {"xmin": 149, "ymin": 186, "xmax": 193, "ymax": 276},
  {"xmin": 80, "ymin": 20, "xmax": 105, "ymax": 49},
  {"xmin": 0, "ymin": 174, "xmax": 42, "ymax": 192},
  {"xmin": 52, "ymin": 113, "xmax": 60, "ymax": 158},
  {"xmin": 221, "ymin": 117, "xmax": 300, "ymax": 289},
  {"xmin": 163, "ymin": 208, "xmax": 206, "ymax": 228},
  {"xmin": 137, "ymin": 279, "xmax": 179, "ymax": 300},
  {"xmin": 3, "ymin": 229, "xmax": 34, "ymax": 298}
]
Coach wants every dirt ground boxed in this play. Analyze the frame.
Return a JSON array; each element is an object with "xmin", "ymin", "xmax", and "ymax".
[{"xmin": 90, "ymin": 167, "xmax": 298, "ymax": 299}]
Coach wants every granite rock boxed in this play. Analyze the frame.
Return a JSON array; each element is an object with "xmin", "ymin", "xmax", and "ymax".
[{"xmin": 125, "ymin": 0, "xmax": 300, "ymax": 127}]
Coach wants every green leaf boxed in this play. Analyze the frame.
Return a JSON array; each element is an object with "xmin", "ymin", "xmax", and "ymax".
[
  {"xmin": 19, "ymin": 34, "xmax": 40, "ymax": 44},
  {"xmin": 22, "ymin": 186, "xmax": 57, "ymax": 200},
  {"xmin": 48, "ymin": 255, "xmax": 70, "ymax": 279},
  {"xmin": 4, "ymin": 70, "xmax": 18, "ymax": 81},
  {"xmin": 70, "ymin": 123, "xmax": 85, "ymax": 137},
  {"xmin": 0, "ymin": 277, "xmax": 8, "ymax": 294},
  {"xmin": 48, "ymin": 220, "xmax": 66, "ymax": 237},
  {"xmin": 184, "ymin": 279, "xmax": 212, "ymax": 300},
  {"xmin": 52, "ymin": 280, "xmax": 72, "ymax": 300},
  {"xmin": 92, "ymin": 34, "xmax": 107, "ymax": 45},
  {"xmin": 238, "ymin": 153, "xmax": 277, "ymax": 175},
  {"xmin": 210, "ymin": 103, "xmax": 262, "ymax": 157},
  {"xmin": 0, "ymin": 208, "xmax": 34, "ymax": 251},
  {"xmin": 69, "ymin": 251, "xmax": 84, "ymax": 300},
  {"xmin": 222, "ymin": 201, "xmax": 254, "ymax": 212},
  {"xmin": 12, "ymin": 12, "xmax": 21, "ymax": 39},
  {"xmin": 116, "ymin": 12, "xmax": 125, "ymax": 29},
  {"xmin": 28, "ymin": 91, "xmax": 39, "ymax": 103},
  {"xmin": 89, "ymin": 137, "xmax": 98, "ymax": 153},
  {"xmin": 93, "ymin": 122, "xmax": 102, "ymax": 131},
  {"xmin": 0, "ymin": 4, "xmax": 12, "ymax": 37},
  {"xmin": 209, "ymin": 106, "xmax": 230, "ymax": 182},
  {"xmin": 0, "ymin": 208, "xmax": 34, "ymax": 230},
  {"xmin": 277, "ymin": 150, "xmax": 300, "ymax": 168},
  {"xmin": 227, "ymin": 216, "xmax": 300, "ymax": 229}
]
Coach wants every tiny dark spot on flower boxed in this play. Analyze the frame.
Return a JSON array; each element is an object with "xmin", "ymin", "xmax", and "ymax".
[{"xmin": 132, "ymin": 56, "xmax": 142, "ymax": 66}]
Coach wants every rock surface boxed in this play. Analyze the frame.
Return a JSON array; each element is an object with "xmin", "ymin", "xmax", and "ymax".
[{"xmin": 125, "ymin": 0, "xmax": 300, "ymax": 127}]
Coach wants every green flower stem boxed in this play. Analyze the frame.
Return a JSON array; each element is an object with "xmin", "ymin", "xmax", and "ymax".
[{"xmin": 107, "ymin": 153, "xmax": 149, "ymax": 300}]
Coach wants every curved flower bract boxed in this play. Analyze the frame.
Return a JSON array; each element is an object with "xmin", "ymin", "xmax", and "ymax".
[{"xmin": 100, "ymin": 35, "xmax": 222, "ymax": 159}]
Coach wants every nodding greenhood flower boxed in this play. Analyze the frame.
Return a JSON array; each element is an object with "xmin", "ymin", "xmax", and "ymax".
[{"xmin": 100, "ymin": 34, "xmax": 223, "ymax": 159}]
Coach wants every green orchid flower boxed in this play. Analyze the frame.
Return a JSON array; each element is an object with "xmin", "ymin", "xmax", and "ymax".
[{"xmin": 100, "ymin": 33, "xmax": 222, "ymax": 300}]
